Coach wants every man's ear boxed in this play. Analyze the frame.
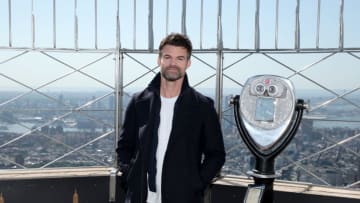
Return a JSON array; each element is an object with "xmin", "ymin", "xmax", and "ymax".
[
  {"xmin": 186, "ymin": 59, "xmax": 191, "ymax": 69},
  {"xmin": 157, "ymin": 56, "xmax": 161, "ymax": 66}
]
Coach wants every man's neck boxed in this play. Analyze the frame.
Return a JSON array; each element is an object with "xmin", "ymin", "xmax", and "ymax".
[{"xmin": 160, "ymin": 77, "xmax": 184, "ymax": 98}]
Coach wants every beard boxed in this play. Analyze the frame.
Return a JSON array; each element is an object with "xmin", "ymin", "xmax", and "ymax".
[{"xmin": 161, "ymin": 65, "xmax": 183, "ymax": 81}]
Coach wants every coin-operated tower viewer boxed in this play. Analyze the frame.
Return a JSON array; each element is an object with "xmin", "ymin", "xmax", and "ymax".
[{"xmin": 230, "ymin": 75, "xmax": 308, "ymax": 203}]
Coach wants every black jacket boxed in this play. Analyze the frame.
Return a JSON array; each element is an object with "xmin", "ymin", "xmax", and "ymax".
[{"xmin": 116, "ymin": 73, "xmax": 226, "ymax": 203}]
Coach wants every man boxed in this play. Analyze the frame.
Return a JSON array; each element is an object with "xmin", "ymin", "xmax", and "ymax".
[{"xmin": 116, "ymin": 33, "xmax": 225, "ymax": 203}]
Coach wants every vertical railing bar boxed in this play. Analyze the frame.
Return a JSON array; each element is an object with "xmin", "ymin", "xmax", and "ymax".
[
  {"xmin": 148, "ymin": 0, "xmax": 154, "ymax": 51},
  {"xmin": 339, "ymin": 0, "xmax": 344, "ymax": 50},
  {"xmin": 254, "ymin": 0, "xmax": 260, "ymax": 51},
  {"xmin": 53, "ymin": 0, "xmax": 56, "ymax": 48},
  {"xmin": 200, "ymin": 0, "xmax": 204, "ymax": 49},
  {"xmin": 110, "ymin": 1, "xmax": 121, "ymax": 201},
  {"xmin": 31, "ymin": 0, "xmax": 35, "ymax": 49},
  {"xmin": 114, "ymin": 52, "xmax": 123, "ymax": 158},
  {"xmin": 181, "ymin": 0, "xmax": 187, "ymax": 35},
  {"xmin": 295, "ymin": 0, "xmax": 300, "ymax": 50},
  {"xmin": 236, "ymin": 0, "xmax": 240, "ymax": 49},
  {"xmin": 215, "ymin": 0, "xmax": 223, "ymax": 119},
  {"xmin": 94, "ymin": 0, "xmax": 98, "ymax": 49},
  {"xmin": 111, "ymin": 50, "xmax": 123, "ymax": 203},
  {"xmin": 115, "ymin": 0, "xmax": 121, "ymax": 143},
  {"xmin": 8, "ymin": 0, "xmax": 12, "ymax": 47},
  {"xmin": 116, "ymin": 0, "xmax": 121, "ymax": 49},
  {"xmin": 217, "ymin": 0, "xmax": 223, "ymax": 49},
  {"xmin": 275, "ymin": 0, "xmax": 279, "ymax": 49},
  {"xmin": 316, "ymin": 0, "xmax": 321, "ymax": 49},
  {"xmin": 74, "ymin": 0, "xmax": 78, "ymax": 50},
  {"xmin": 217, "ymin": 0, "xmax": 223, "ymax": 50},
  {"xmin": 114, "ymin": 0, "xmax": 120, "ymax": 166},
  {"xmin": 133, "ymin": 0, "xmax": 137, "ymax": 49},
  {"xmin": 166, "ymin": 0, "xmax": 169, "ymax": 35}
]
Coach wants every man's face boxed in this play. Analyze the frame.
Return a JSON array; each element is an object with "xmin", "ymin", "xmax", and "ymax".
[{"xmin": 158, "ymin": 45, "xmax": 191, "ymax": 82}]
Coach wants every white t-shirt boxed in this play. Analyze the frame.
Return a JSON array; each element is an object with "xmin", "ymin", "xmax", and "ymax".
[{"xmin": 147, "ymin": 95, "xmax": 178, "ymax": 203}]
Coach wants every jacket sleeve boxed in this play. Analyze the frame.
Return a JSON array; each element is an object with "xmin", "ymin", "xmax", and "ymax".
[
  {"xmin": 199, "ymin": 100, "xmax": 226, "ymax": 188},
  {"xmin": 116, "ymin": 96, "xmax": 138, "ymax": 185}
]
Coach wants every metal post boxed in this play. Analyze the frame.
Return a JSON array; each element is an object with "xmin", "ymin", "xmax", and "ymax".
[
  {"xmin": 166, "ymin": 0, "xmax": 169, "ymax": 35},
  {"xmin": 339, "ymin": 0, "xmax": 344, "ymax": 51},
  {"xmin": 133, "ymin": 0, "xmax": 137, "ymax": 49},
  {"xmin": 316, "ymin": 0, "xmax": 321, "ymax": 49},
  {"xmin": 109, "ymin": 48, "xmax": 124, "ymax": 203},
  {"xmin": 275, "ymin": 0, "xmax": 279, "ymax": 49},
  {"xmin": 215, "ymin": 0, "xmax": 223, "ymax": 119},
  {"xmin": 200, "ymin": 0, "xmax": 204, "ymax": 49},
  {"xmin": 53, "ymin": 0, "xmax": 57, "ymax": 48},
  {"xmin": 8, "ymin": 0, "xmax": 12, "ymax": 47},
  {"xmin": 236, "ymin": 0, "xmax": 240, "ymax": 49},
  {"xmin": 181, "ymin": 0, "xmax": 187, "ymax": 35},
  {"xmin": 109, "ymin": 1, "xmax": 122, "ymax": 201},
  {"xmin": 31, "ymin": 0, "xmax": 35, "ymax": 49},
  {"xmin": 95, "ymin": 0, "xmax": 98, "ymax": 49},
  {"xmin": 74, "ymin": 0, "xmax": 78, "ymax": 50},
  {"xmin": 255, "ymin": 0, "xmax": 260, "ymax": 51},
  {"xmin": 148, "ymin": 0, "xmax": 154, "ymax": 51},
  {"xmin": 295, "ymin": 0, "xmax": 300, "ymax": 50}
]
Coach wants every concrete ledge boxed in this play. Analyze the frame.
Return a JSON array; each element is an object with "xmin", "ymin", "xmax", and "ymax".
[
  {"xmin": 0, "ymin": 167, "xmax": 112, "ymax": 180},
  {"xmin": 0, "ymin": 167, "xmax": 359, "ymax": 203},
  {"xmin": 216, "ymin": 175, "xmax": 360, "ymax": 200}
]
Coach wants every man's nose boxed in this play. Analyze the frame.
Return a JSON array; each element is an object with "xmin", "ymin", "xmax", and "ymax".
[{"xmin": 170, "ymin": 59, "xmax": 177, "ymax": 65}]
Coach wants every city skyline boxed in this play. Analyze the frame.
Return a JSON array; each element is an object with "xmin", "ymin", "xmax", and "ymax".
[{"xmin": 0, "ymin": 89, "xmax": 359, "ymax": 188}]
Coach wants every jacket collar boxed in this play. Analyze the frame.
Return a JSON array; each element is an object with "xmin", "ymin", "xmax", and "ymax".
[{"xmin": 148, "ymin": 72, "xmax": 190, "ymax": 96}]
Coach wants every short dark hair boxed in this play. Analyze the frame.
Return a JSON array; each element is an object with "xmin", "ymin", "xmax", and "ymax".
[{"xmin": 158, "ymin": 33, "xmax": 192, "ymax": 59}]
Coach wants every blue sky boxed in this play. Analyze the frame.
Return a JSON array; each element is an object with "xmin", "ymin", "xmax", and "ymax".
[{"xmin": 0, "ymin": 0, "xmax": 360, "ymax": 93}]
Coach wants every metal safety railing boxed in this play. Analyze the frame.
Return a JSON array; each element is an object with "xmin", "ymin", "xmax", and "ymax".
[
  {"xmin": 2, "ymin": 0, "xmax": 359, "ymax": 51},
  {"xmin": 0, "ymin": 0, "xmax": 359, "ymax": 191}
]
